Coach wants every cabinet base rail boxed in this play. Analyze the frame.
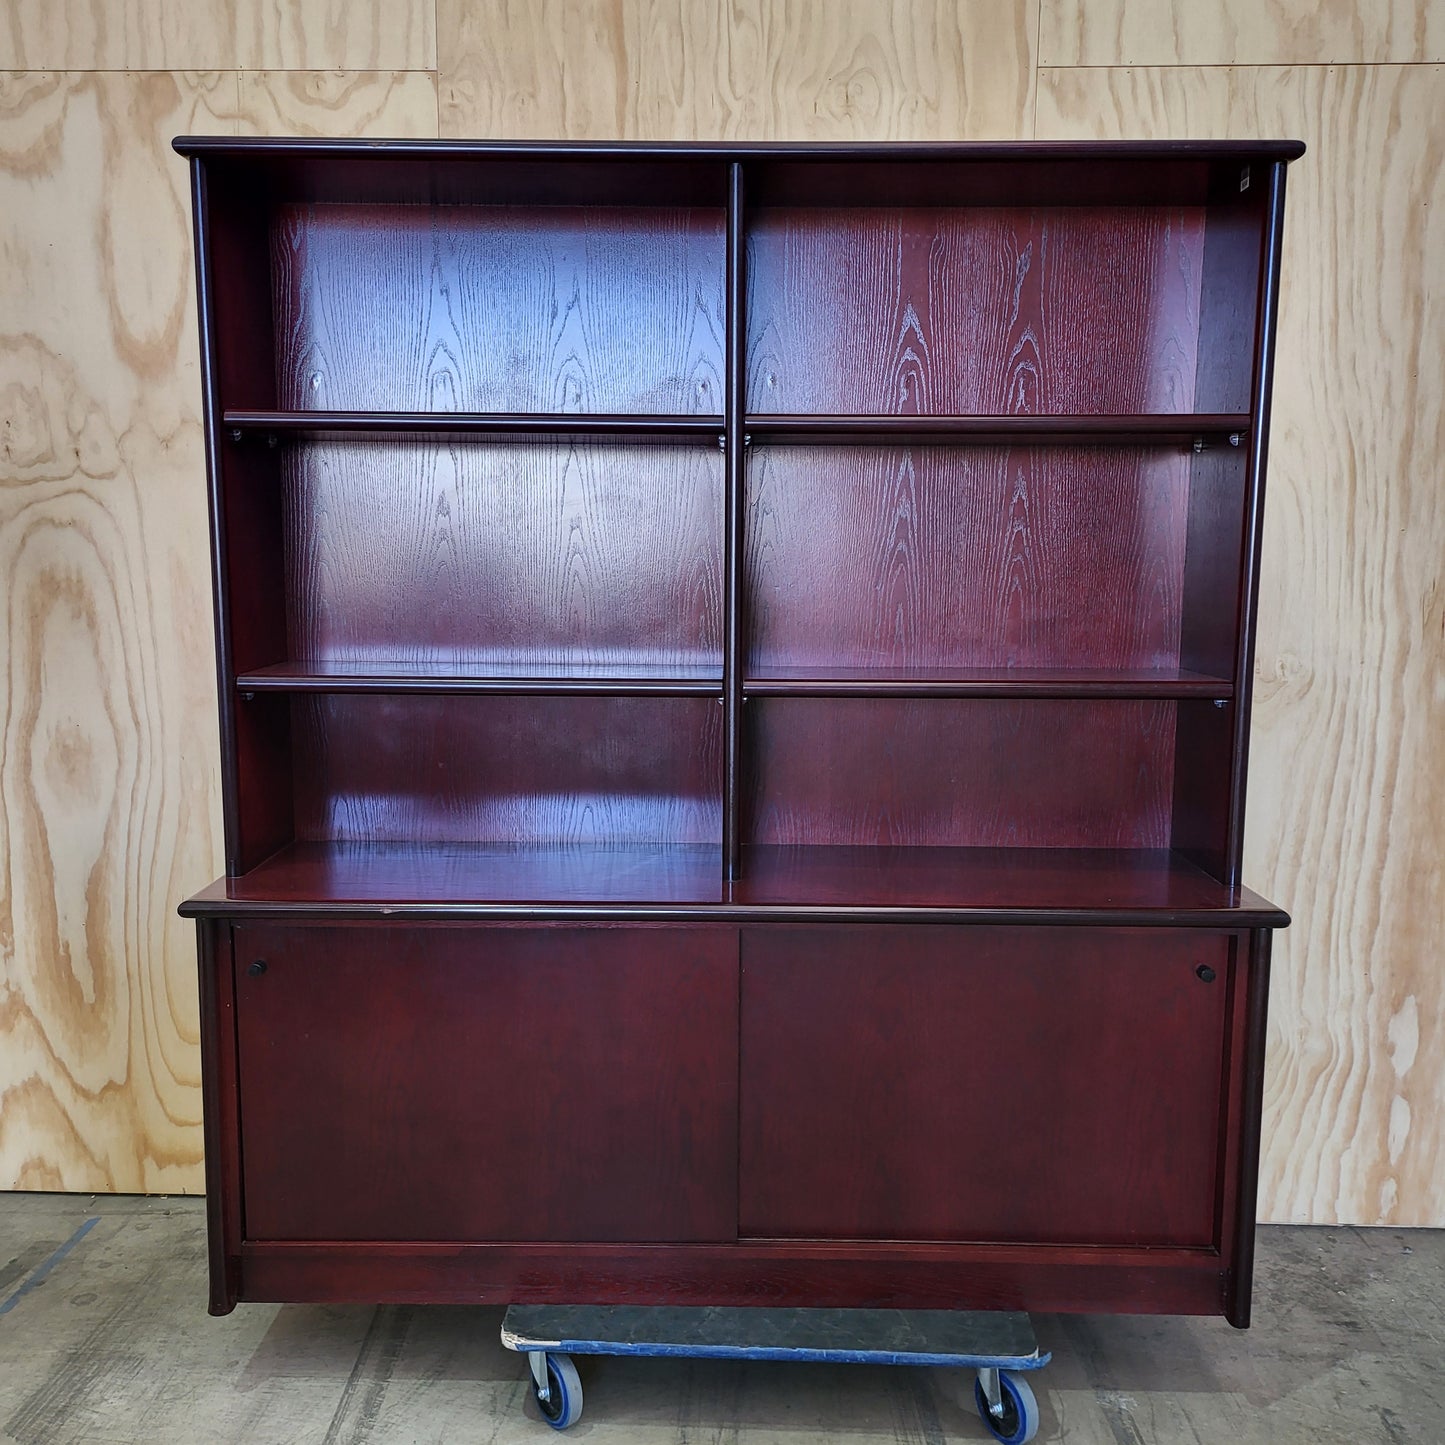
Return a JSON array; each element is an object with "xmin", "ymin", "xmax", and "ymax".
[{"xmin": 224, "ymin": 1240, "xmax": 1245, "ymax": 1326}]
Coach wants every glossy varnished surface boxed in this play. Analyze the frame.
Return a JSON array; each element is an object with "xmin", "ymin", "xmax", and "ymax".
[
  {"xmin": 200, "ymin": 841, "xmax": 727, "ymax": 906},
  {"xmin": 732, "ymin": 845, "xmax": 1268, "ymax": 913},
  {"xmin": 747, "ymin": 445, "xmax": 1191, "ymax": 674},
  {"xmin": 178, "ymin": 842, "xmax": 1289, "ymax": 924},
  {"xmin": 748, "ymin": 698, "xmax": 1176, "ymax": 848},
  {"xmin": 747, "ymin": 207, "xmax": 1230, "ymax": 415},
  {"xmin": 740, "ymin": 926, "xmax": 1230, "ymax": 1244},
  {"xmin": 237, "ymin": 658, "xmax": 722, "ymax": 694},
  {"xmin": 234, "ymin": 923, "xmax": 738, "ymax": 1241},
  {"xmin": 289, "ymin": 694, "xmax": 722, "ymax": 845},
  {"xmin": 271, "ymin": 203, "xmax": 725, "ymax": 414},
  {"xmin": 283, "ymin": 439, "xmax": 722, "ymax": 673}
]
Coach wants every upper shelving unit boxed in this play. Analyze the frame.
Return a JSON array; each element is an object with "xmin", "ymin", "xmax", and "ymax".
[{"xmin": 177, "ymin": 136, "xmax": 1299, "ymax": 900}]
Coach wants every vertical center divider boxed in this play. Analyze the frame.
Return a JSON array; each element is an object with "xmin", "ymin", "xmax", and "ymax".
[{"xmin": 723, "ymin": 162, "xmax": 746, "ymax": 881}]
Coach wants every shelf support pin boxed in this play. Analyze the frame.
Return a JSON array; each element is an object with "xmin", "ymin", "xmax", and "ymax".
[{"xmin": 229, "ymin": 429, "xmax": 242, "ymax": 443}]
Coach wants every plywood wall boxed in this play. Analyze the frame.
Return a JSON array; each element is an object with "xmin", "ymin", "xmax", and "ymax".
[{"xmin": 1, "ymin": 3, "xmax": 1439, "ymax": 1225}]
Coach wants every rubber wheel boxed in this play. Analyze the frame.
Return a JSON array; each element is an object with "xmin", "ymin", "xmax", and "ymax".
[
  {"xmin": 533, "ymin": 1353, "xmax": 583, "ymax": 1431},
  {"xmin": 973, "ymin": 1371, "xmax": 1040, "ymax": 1444}
]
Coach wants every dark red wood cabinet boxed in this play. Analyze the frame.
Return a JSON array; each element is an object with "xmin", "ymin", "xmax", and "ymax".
[{"xmin": 175, "ymin": 137, "xmax": 1298, "ymax": 1328}]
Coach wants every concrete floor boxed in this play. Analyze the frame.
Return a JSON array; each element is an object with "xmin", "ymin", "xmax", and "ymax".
[{"xmin": 0, "ymin": 1195, "xmax": 1440, "ymax": 1444}]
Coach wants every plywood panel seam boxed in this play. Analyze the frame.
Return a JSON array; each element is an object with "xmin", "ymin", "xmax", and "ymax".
[
  {"xmin": 1032, "ymin": 0, "xmax": 1044, "ymax": 137},
  {"xmin": 1039, "ymin": 61, "xmax": 1445, "ymax": 71}
]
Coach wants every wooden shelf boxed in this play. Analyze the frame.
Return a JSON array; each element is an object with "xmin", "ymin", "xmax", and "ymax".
[
  {"xmin": 744, "ymin": 414, "xmax": 1251, "ymax": 447},
  {"xmin": 237, "ymin": 660, "xmax": 724, "ymax": 697},
  {"xmin": 220, "ymin": 411, "xmax": 1250, "ymax": 448},
  {"xmin": 181, "ymin": 841, "xmax": 1286, "ymax": 925},
  {"xmin": 744, "ymin": 668, "xmax": 1234, "ymax": 700},
  {"xmin": 223, "ymin": 409, "xmax": 724, "ymax": 441}
]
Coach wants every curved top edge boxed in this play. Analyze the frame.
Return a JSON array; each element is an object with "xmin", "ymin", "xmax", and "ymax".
[{"xmin": 172, "ymin": 136, "xmax": 1307, "ymax": 161}]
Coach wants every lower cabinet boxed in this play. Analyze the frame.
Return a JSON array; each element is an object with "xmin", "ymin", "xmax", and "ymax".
[
  {"xmin": 212, "ymin": 918, "xmax": 1261, "ymax": 1319},
  {"xmin": 233, "ymin": 923, "xmax": 739, "ymax": 1242}
]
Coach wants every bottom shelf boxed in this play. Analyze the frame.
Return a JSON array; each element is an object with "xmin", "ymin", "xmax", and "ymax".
[{"xmin": 185, "ymin": 842, "xmax": 1286, "ymax": 923}]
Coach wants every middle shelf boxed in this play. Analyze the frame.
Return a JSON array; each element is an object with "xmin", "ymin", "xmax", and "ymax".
[
  {"xmin": 235, "ymin": 661, "xmax": 1232, "ymax": 700},
  {"xmin": 222, "ymin": 408, "xmax": 1249, "ymax": 447},
  {"xmin": 236, "ymin": 659, "xmax": 724, "ymax": 696}
]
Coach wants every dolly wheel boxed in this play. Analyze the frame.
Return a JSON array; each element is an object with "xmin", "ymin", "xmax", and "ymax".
[
  {"xmin": 974, "ymin": 1369, "xmax": 1039, "ymax": 1444},
  {"xmin": 531, "ymin": 1352, "xmax": 583, "ymax": 1430}
]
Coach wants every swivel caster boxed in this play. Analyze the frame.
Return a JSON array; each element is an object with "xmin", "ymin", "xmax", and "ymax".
[
  {"xmin": 974, "ymin": 1366, "xmax": 1040, "ymax": 1443},
  {"xmin": 527, "ymin": 1351, "xmax": 583, "ymax": 1430}
]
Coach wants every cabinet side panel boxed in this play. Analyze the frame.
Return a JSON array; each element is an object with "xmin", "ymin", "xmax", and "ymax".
[
  {"xmin": 206, "ymin": 166, "xmax": 278, "ymax": 412},
  {"xmin": 196, "ymin": 920, "xmax": 241, "ymax": 1314},
  {"xmin": 1225, "ymin": 928, "xmax": 1274, "ymax": 1327},
  {"xmin": 223, "ymin": 442, "xmax": 294, "ymax": 871},
  {"xmin": 1193, "ymin": 197, "xmax": 1266, "ymax": 417},
  {"xmin": 1172, "ymin": 427, "xmax": 1249, "ymax": 878}
]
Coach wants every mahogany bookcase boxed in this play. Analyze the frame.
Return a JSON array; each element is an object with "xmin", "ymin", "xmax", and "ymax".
[{"xmin": 175, "ymin": 138, "xmax": 1298, "ymax": 1328}]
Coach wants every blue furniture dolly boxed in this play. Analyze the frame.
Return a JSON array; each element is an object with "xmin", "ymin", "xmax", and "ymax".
[{"xmin": 502, "ymin": 1304, "xmax": 1049, "ymax": 1442}]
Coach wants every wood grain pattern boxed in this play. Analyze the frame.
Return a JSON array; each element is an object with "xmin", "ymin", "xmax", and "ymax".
[
  {"xmin": 0, "ymin": 1, "xmax": 435, "ymax": 71},
  {"xmin": 0, "ymin": 73, "xmax": 231, "ymax": 1193},
  {"xmin": 283, "ymin": 439, "xmax": 722, "ymax": 671},
  {"xmin": 748, "ymin": 699, "xmax": 1176, "ymax": 848},
  {"xmin": 740, "ymin": 926, "xmax": 1230, "ymax": 1244},
  {"xmin": 272, "ymin": 203, "xmax": 726, "ymax": 414},
  {"xmin": 747, "ymin": 207, "xmax": 1213, "ymax": 415},
  {"xmin": 0, "ymin": 70, "xmax": 440, "ymax": 1196},
  {"xmin": 1040, "ymin": 0, "xmax": 1443, "ymax": 67},
  {"xmin": 1037, "ymin": 64, "xmax": 1445, "ymax": 1224},
  {"xmin": 747, "ymin": 445, "xmax": 1191, "ymax": 674},
  {"xmin": 437, "ymin": 0, "xmax": 1037, "ymax": 141},
  {"xmin": 236, "ymin": 73, "xmax": 439, "ymax": 140},
  {"xmin": 201, "ymin": 840, "xmax": 727, "ymax": 906},
  {"xmin": 234, "ymin": 923, "xmax": 739, "ymax": 1242},
  {"xmin": 291, "ymin": 695, "xmax": 723, "ymax": 845}
]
